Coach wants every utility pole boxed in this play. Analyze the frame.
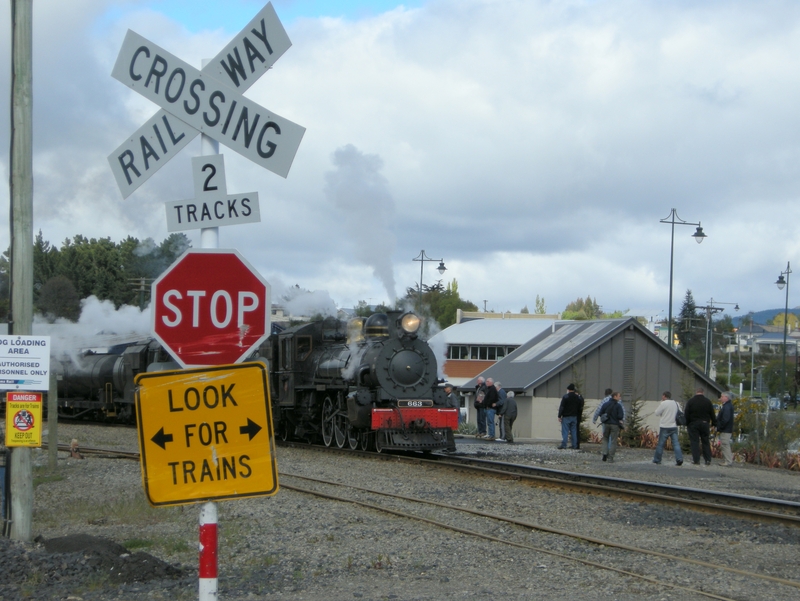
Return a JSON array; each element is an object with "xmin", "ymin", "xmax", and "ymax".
[{"xmin": 7, "ymin": 0, "xmax": 35, "ymax": 542}]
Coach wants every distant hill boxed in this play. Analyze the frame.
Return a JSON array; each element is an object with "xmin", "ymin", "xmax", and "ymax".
[{"xmin": 732, "ymin": 308, "xmax": 800, "ymax": 327}]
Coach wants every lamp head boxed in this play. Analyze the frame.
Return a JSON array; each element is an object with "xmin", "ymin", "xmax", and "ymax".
[
  {"xmin": 777, "ymin": 274, "xmax": 787, "ymax": 290},
  {"xmin": 437, "ymin": 261, "xmax": 447, "ymax": 275},
  {"xmin": 692, "ymin": 225, "xmax": 707, "ymax": 244}
]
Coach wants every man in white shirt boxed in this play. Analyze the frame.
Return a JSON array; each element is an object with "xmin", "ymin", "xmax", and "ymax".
[{"xmin": 652, "ymin": 391, "xmax": 684, "ymax": 466}]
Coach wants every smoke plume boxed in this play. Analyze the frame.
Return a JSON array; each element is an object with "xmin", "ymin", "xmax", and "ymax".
[{"xmin": 324, "ymin": 144, "xmax": 397, "ymax": 304}]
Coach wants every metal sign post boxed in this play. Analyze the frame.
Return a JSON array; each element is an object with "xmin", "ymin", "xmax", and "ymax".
[{"xmin": 109, "ymin": 5, "xmax": 303, "ymax": 598}]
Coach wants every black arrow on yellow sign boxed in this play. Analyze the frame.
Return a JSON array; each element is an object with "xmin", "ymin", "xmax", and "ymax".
[
  {"xmin": 151, "ymin": 428, "xmax": 174, "ymax": 450},
  {"xmin": 240, "ymin": 418, "xmax": 262, "ymax": 440}
]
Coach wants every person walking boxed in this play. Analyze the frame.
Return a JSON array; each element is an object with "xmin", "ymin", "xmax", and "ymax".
[
  {"xmin": 499, "ymin": 391, "xmax": 517, "ymax": 443},
  {"xmin": 652, "ymin": 391, "xmax": 684, "ymax": 466},
  {"xmin": 474, "ymin": 377, "xmax": 487, "ymax": 438},
  {"xmin": 599, "ymin": 391, "xmax": 624, "ymax": 462},
  {"xmin": 592, "ymin": 389, "xmax": 614, "ymax": 425},
  {"xmin": 494, "ymin": 381, "xmax": 507, "ymax": 441},
  {"xmin": 716, "ymin": 392, "xmax": 734, "ymax": 466},
  {"xmin": 593, "ymin": 388, "xmax": 627, "ymax": 426},
  {"xmin": 557, "ymin": 384, "xmax": 583, "ymax": 449},
  {"xmin": 484, "ymin": 377, "xmax": 499, "ymax": 440},
  {"xmin": 684, "ymin": 387, "xmax": 717, "ymax": 465},
  {"xmin": 444, "ymin": 383, "xmax": 461, "ymax": 424}
]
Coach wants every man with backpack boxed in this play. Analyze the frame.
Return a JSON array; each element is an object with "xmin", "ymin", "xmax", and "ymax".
[{"xmin": 599, "ymin": 391, "xmax": 624, "ymax": 462}]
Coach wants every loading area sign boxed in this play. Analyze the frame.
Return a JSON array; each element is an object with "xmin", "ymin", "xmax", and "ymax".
[{"xmin": 135, "ymin": 362, "xmax": 277, "ymax": 507}]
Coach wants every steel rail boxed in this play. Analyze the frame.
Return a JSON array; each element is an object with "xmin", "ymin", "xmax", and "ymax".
[
  {"xmin": 42, "ymin": 442, "xmax": 140, "ymax": 460},
  {"xmin": 280, "ymin": 472, "xmax": 800, "ymax": 601},
  {"xmin": 427, "ymin": 455, "xmax": 800, "ymax": 524},
  {"xmin": 278, "ymin": 441, "xmax": 800, "ymax": 526}
]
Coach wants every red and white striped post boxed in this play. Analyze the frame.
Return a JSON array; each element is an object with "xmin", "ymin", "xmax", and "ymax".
[
  {"xmin": 199, "ymin": 502, "xmax": 218, "ymax": 600},
  {"xmin": 198, "ymin": 58, "xmax": 220, "ymax": 601}
]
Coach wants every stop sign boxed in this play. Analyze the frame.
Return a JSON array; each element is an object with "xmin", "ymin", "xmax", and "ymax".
[{"xmin": 151, "ymin": 249, "xmax": 271, "ymax": 367}]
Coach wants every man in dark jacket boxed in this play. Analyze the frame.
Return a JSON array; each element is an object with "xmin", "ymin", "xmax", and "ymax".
[
  {"xmin": 684, "ymin": 387, "xmax": 717, "ymax": 465},
  {"xmin": 557, "ymin": 384, "xmax": 584, "ymax": 449},
  {"xmin": 474, "ymin": 377, "xmax": 487, "ymax": 438},
  {"xmin": 483, "ymin": 378, "xmax": 499, "ymax": 440},
  {"xmin": 600, "ymin": 392, "xmax": 624, "ymax": 462},
  {"xmin": 499, "ymin": 391, "xmax": 518, "ymax": 443},
  {"xmin": 716, "ymin": 392, "xmax": 734, "ymax": 466}
]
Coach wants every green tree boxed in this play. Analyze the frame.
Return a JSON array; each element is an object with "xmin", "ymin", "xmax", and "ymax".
[
  {"xmin": 403, "ymin": 278, "xmax": 477, "ymax": 328},
  {"xmin": 677, "ymin": 289, "xmax": 705, "ymax": 363},
  {"xmin": 562, "ymin": 296, "xmax": 602, "ymax": 320},
  {"xmin": 770, "ymin": 312, "xmax": 800, "ymax": 329},
  {"xmin": 36, "ymin": 275, "xmax": 81, "ymax": 322},
  {"xmin": 535, "ymin": 295, "xmax": 546, "ymax": 314},
  {"xmin": 520, "ymin": 305, "xmax": 529, "ymax": 314}
]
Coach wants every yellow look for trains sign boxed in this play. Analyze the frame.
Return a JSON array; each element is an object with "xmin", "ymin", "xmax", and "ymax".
[{"xmin": 135, "ymin": 362, "xmax": 278, "ymax": 507}]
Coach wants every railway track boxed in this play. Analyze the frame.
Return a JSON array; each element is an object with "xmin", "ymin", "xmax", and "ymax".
[
  {"xmin": 278, "ymin": 471, "xmax": 800, "ymax": 601},
  {"xmin": 279, "ymin": 440, "xmax": 800, "ymax": 527},
  {"xmin": 74, "ymin": 437, "xmax": 800, "ymax": 526},
  {"xmin": 42, "ymin": 439, "xmax": 800, "ymax": 599}
]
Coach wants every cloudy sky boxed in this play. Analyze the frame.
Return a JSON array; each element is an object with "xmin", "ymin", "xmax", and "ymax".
[{"xmin": 2, "ymin": 0, "xmax": 800, "ymax": 326}]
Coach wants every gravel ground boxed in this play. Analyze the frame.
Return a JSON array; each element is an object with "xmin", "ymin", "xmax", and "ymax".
[{"xmin": 1, "ymin": 423, "xmax": 800, "ymax": 600}]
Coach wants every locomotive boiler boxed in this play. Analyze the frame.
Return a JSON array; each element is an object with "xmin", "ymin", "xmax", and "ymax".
[{"xmin": 270, "ymin": 310, "xmax": 457, "ymax": 452}]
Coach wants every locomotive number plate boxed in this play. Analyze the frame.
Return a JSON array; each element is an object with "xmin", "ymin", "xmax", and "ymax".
[{"xmin": 398, "ymin": 400, "xmax": 433, "ymax": 408}]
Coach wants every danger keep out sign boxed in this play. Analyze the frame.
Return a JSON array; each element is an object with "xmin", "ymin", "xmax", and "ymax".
[
  {"xmin": 5, "ymin": 392, "xmax": 43, "ymax": 447},
  {"xmin": 135, "ymin": 362, "xmax": 277, "ymax": 507}
]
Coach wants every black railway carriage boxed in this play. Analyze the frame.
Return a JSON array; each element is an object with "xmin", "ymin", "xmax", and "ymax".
[
  {"xmin": 54, "ymin": 339, "xmax": 178, "ymax": 422},
  {"xmin": 271, "ymin": 310, "xmax": 457, "ymax": 452}
]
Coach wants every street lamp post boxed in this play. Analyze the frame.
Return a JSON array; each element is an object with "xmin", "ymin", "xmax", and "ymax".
[
  {"xmin": 412, "ymin": 250, "xmax": 446, "ymax": 312},
  {"xmin": 776, "ymin": 262, "xmax": 792, "ymax": 400},
  {"xmin": 660, "ymin": 209, "xmax": 706, "ymax": 350}
]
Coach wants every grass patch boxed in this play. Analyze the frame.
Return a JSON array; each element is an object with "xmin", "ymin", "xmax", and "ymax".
[
  {"xmin": 160, "ymin": 537, "xmax": 192, "ymax": 554},
  {"xmin": 33, "ymin": 472, "xmax": 65, "ymax": 487},
  {"xmin": 123, "ymin": 538, "xmax": 153, "ymax": 550}
]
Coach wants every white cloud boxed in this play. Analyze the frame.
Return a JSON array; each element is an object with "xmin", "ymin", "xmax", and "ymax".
[{"xmin": 2, "ymin": 0, "xmax": 800, "ymax": 322}]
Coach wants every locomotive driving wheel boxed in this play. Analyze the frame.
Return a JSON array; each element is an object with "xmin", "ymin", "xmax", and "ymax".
[
  {"xmin": 347, "ymin": 425, "xmax": 359, "ymax": 450},
  {"xmin": 358, "ymin": 431, "xmax": 371, "ymax": 451},
  {"xmin": 321, "ymin": 396, "xmax": 335, "ymax": 447},
  {"xmin": 278, "ymin": 418, "xmax": 289, "ymax": 442},
  {"xmin": 334, "ymin": 396, "xmax": 347, "ymax": 449}
]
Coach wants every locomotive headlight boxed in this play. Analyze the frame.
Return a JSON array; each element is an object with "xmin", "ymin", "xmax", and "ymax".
[{"xmin": 399, "ymin": 313, "xmax": 421, "ymax": 335}]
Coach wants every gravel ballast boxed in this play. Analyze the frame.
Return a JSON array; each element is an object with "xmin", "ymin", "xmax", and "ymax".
[{"xmin": 2, "ymin": 423, "xmax": 800, "ymax": 600}]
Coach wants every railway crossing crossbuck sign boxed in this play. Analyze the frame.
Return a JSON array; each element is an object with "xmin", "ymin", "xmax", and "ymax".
[
  {"xmin": 108, "ymin": 2, "xmax": 304, "ymax": 198},
  {"xmin": 151, "ymin": 249, "xmax": 270, "ymax": 367}
]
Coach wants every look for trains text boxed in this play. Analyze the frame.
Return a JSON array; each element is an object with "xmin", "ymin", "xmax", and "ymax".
[{"xmin": 163, "ymin": 383, "xmax": 254, "ymax": 486}]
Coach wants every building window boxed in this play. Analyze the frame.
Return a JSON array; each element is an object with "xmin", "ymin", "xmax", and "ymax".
[{"xmin": 447, "ymin": 345, "xmax": 518, "ymax": 361}]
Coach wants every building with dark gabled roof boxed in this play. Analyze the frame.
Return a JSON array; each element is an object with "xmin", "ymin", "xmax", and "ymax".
[{"xmin": 462, "ymin": 317, "xmax": 725, "ymax": 440}]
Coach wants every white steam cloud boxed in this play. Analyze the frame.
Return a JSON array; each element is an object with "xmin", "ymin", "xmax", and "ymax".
[{"xmin": 324, "ymin": 144, "xmax": 397, "ymax": 304}]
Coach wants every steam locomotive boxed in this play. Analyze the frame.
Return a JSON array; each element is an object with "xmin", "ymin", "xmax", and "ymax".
[
  {"xmin": 271, "ymin": 310, "xmax": 458, "ymax": 452},
  {"xmin": 51, "ymin": 310, "xmax": 458, "ymax": 453}
]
